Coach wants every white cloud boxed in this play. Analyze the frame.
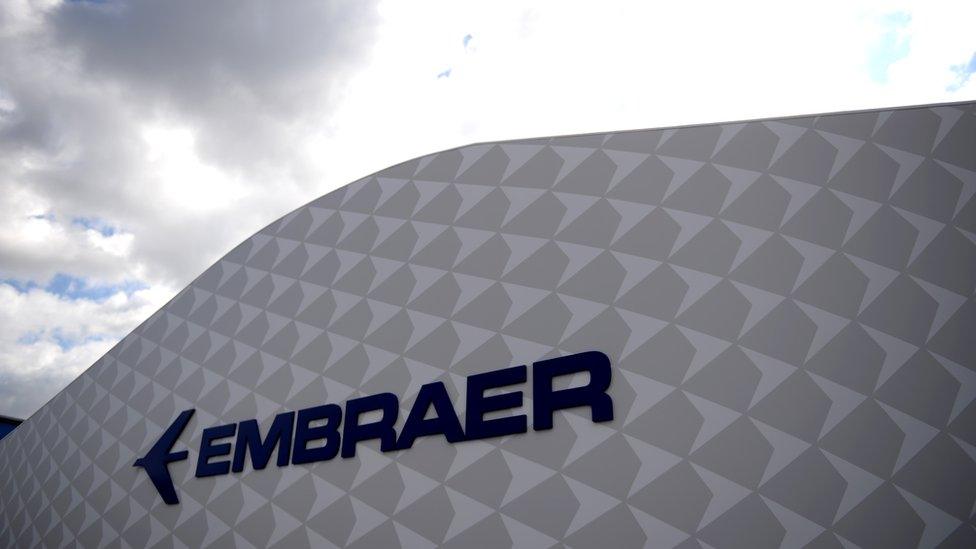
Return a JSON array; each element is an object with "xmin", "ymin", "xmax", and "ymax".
[
  {"xmin": 0, "ymin": 0, "xmax": 974, "ymax": 418},
  {"xmin": 0, "ymin": 283, "xmax": 173, "ymax": 417},
  {"xmin": 0, "ymin": 0, "xmax": 380, "ymax": 417},
  {"xmin": 0, "ymin": 189, "xmax": 142, "ymax": 283}
]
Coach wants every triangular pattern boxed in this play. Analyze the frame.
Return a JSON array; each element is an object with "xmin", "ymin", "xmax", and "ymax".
[{"xmin": 2, "ymin": 102, "xmax": 975, "ymax": 548}]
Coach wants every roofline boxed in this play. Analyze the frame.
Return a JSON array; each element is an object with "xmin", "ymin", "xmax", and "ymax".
[
  {"xmin": 5, "ymin": 97, "xmax": 973, "ymax": 429},
  {"xmin": 458, "ymin": 97, "xmax": 976, "ymax": 149},
  {"xmin": 369, "ymin": 98, "xmax": 975, "ymax": 180},
  {"xmin": 0, "ymin": 415, "xmax": 23, "ymax": 426}
]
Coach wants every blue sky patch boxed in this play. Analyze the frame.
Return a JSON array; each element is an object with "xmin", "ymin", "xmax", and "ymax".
[
  {"xmin": 72, "ymin": 216, "xmax": 117, "ymax": 237},
  {"xmin": 867, "ymin": 12, "xmax": 911, "ymax": 83},
  {"xmin": 46, "ymin": 274, "xmax": 145, "ymax": 300},
  {"xmin": 948, "ymin": 51, "xmax": 976, "ymax": 91},
  {"xmin": 2, "ymin": 273, "xmax": 146, "ymax": 301},
  {"xmin": 14, "ymin": 327, "xmax": 112, "ymax": 351},
  {"xmin": 16, "ymin": 331, "xmax": 42, "ymax": 345},
  {"xmin": 2, "ymin": 278, "xmax": 42, "ymax": 293},
  {"xmin": 50, "ymin": 329, "xmax": 108, "ymax": 351},
  {"xmin": 49, "ymin": 329, "xmax": 111, "ymax": 351}
]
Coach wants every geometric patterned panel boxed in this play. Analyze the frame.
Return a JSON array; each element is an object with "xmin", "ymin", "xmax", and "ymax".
[{"xmin": 1, "ymin": 101, "xmax": 974, "ymax": 548}]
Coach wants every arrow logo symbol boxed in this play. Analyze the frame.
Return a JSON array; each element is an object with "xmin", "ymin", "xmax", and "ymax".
[{"xmin": 134, "ymin": 409, "xmax": 195, "ymax": 505}]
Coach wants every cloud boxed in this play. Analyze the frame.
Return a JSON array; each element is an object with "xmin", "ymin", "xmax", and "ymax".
[
  {"xmin": 0, "ymin": 202, "xmax": 138, "ymax": 284},
  {"xmin": 50, "ymin": 0, "xmax": 377, "ymax": 168},
  {"xmin": 0, "ymin": 0, "xmax": 380, "ymax": 417},
  {"xmin": 948, "ymin": 51, "xmax": 976, "ymax": 91},
  {"xmin": 1, "ymin": 0, "xmax": 975, "ymax": 419},
  {"xmin": 0, "ymin": 0, "xmax": 381, "ymax": 281},
  {"xmin": 0, "ymin": 282, "xmax": 171, "ymax": 417},
  {"xmin": 867, "ymin": 11, "xmax": 912, "ymax": 83}
]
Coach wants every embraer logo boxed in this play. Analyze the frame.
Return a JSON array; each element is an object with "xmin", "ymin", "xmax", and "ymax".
[
  {"xmin": 133, "ymin": 409, "xmax": 195, "ymax": 505},
  {"xmin": 135, "ymin": 351, "xmax": 613, "ymax": 504}
]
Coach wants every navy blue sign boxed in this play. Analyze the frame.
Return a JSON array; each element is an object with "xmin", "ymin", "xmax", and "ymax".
[{"xmin": 135, "ymin": 351, "xmax": 613, "ymax": 504}]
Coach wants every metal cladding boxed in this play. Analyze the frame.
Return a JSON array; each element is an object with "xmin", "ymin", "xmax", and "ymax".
[{"xmin": 2, "ymin": 101, "xmax": 976, "ymax": 548}]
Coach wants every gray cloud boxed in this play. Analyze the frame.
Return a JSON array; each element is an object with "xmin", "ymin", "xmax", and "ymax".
[
  {"xmin": 0, "ymin": 0, "xmax": 380, "ymax": 286},
  {"xmin": 0, "ymin": 365, "xmax": 75, "ymax": 421},
  {"xmin": 51, "ymin": 0, "xmax": 376, "ymax": 167},
  {"xmin": 0, "ymin": 0, "xmax": 380, "ymax": 418}
]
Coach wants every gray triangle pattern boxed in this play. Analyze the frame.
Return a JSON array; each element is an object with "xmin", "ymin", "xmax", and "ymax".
[{"xmin": 2, "ymin": 102, "xmax": 975, "ymax": 548}]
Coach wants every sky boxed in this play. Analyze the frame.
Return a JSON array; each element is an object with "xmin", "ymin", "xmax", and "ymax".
[{"xmin": 0, "ymin": 0, "xmax": 974, "ymax": 419}]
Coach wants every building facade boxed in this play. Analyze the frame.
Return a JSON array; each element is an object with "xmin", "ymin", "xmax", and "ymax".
[{"xmin": 1, "ymin": 101, "xmax": 975, "ymax": 548}]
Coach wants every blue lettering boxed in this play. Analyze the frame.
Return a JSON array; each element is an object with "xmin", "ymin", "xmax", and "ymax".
[
  {"xmin": 155, "ymin": 351, "xmax": 615, "ymax": 505},
  {"xmin": 533, "ymin": 351, "xmax": 613, "ymax": 430},
  {"xmin": 341, "ymin": 393, "xmax": 398, "ymax": 457},
  {"xmin": 397, "ymin": 381, "xmax": 465, "ymax": 449},
  {"xmin": 232, "ymin": 411, "xmax": 295, "ymax": 472},
  {"xmin": 292, "ymin": 404, "xmax": 342, "ymax": 464},
  {"xmin": 195, "ymin": 423, "xmax": 236, "ymax": 477},
  {"xmin": 465, "ymin": 365, "xmax": 527, "ymax": 440}
]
